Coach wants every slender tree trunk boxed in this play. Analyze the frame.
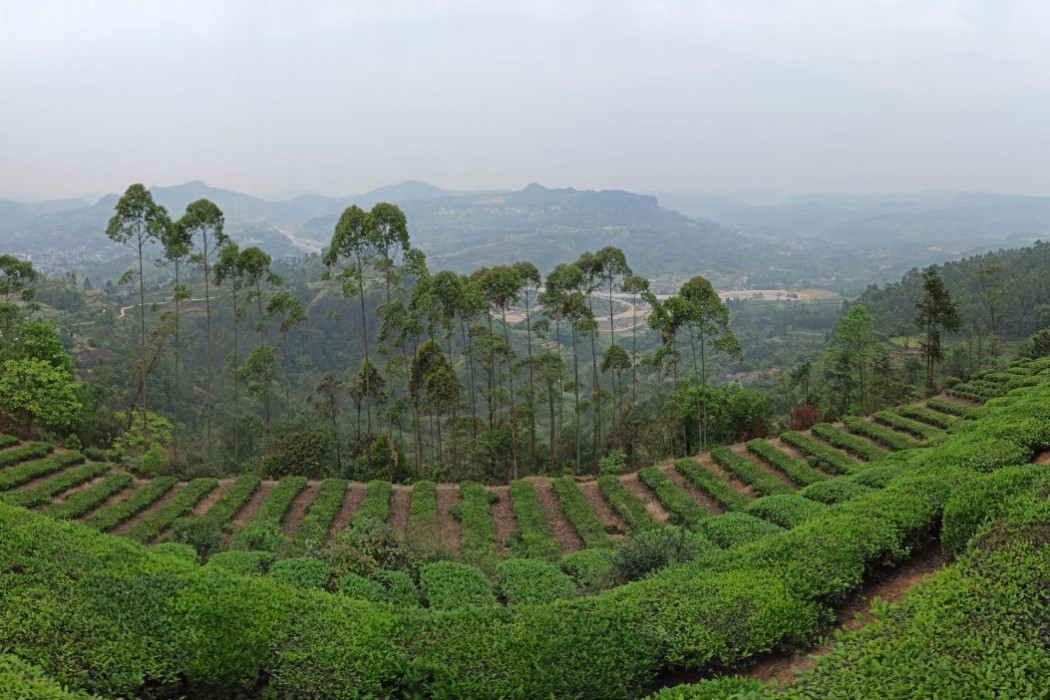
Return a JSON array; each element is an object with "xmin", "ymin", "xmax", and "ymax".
[
  {"xmin": 356, "ymin": 267, "xmax": 373, "ymax": 471},
  {"xmin": 204, "ymin": 239, "xmax": 213, "ymax": 461},
  {"xmin": 523, "ymin": 290, "xmax": 536, "ymax": 471},
  {"xmin": 571, "ymin": 320, "xmax": 581, "ymax": 473},
  {"xmin": 502, "ymin": 307, "xmax": 518, "ymax": 480},
  {"xmin": 447, "ymin": 332, "xmax": 459, "ymax": 477},
  {"xmin": 548, "ymin": 382, "xmax": 556, "ymax": 475},
  {"xmin": 137, "ymin": 237, "xmax": 149, "ymax": 446},
  {"xmin": 172, "ymin": 263, "xmax": 181, "ymax": 464},
  {"xmin": 231, "ymin": 285, "xmax": 240, "ymax": 463}
]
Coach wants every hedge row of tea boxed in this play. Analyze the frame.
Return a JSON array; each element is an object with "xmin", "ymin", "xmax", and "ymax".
[{"xmin": 2, "ymin": 360, "xmax": 1045, "ymax": 698}]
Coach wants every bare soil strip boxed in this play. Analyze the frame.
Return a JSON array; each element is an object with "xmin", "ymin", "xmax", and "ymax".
[
  {"xmin": 230, "ymin": 481, "xmax": 275, "ymax": 532},
  {"xmin": 730, "ymin": 443, "xmax": 796, "ymax": 488},
  {"xmin": 658, "ymin": 463, "xmax": 723, "ymax": 515},
  {"xmin": 281, "ymin": 481, "xmax": 321, "ymax": 538},
  {"xmin": 691, "ymin": 454, "xmax": 756, "ymax": 499},
  {"xmin": 764, "ymin": 438, "xmax": 812, "ymax": 467},
  {"xmin": 576, "ymin": 480, "xmax": 627, "ymax": 537},
  {"xmin": 388, "ymin": 485, "xmax": 413, "ymax": 536},
  {"xmin": 531, "ymin": 478, "xmax": 585, "ymax": 554},
  {"xmin": 621, "ymin": 472, "xmax": 671, "ymax": 524},
  {"xmin": 434, "ymin": 484, "xmax": 463, "ymax": 554},
  {"xmin": 327, "ymin": 482, "xmax": 368, "ymax": 541},
  {"xmin": 649, "ymin": 544, "xmax": 945, "ymax": 694},
  {"xmin": 111, "ymin": 483, "xmax": 185, "ymax": 536},
  {"xmin": 191, "ymin": 478, "xmax": 234, "ymax": 517},
  {"xmin": 487, "ymin": 485, "xmax": 518, "ymax": 552},
  {"xmin": 933, "ymin": 393, "xmax": 981, "ymax": 407}
]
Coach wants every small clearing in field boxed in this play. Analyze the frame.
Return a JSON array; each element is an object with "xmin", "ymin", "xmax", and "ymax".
[
  {"xmin": 487, "ymin": 485, "xmax": 518, "ymax": 551},
  {"xmin": 388, "ymin": 485, "xmax": 413, "ymax": 536},
  {"xmin": 281, "ymin": 481, "xmax": 320, "ymax": 538},
  {"xmin": 434, "ymin": 484, "xmax": 463, "ymax": 554},
  {"xmin": 327, "ymin": 482, "xmax": 368, "ymax": 541}
]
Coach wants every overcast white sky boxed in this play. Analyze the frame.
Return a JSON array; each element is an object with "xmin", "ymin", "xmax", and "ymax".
[{"xmin": 2, "ymin": 1, "xmax": 1049, "ymax": 200}]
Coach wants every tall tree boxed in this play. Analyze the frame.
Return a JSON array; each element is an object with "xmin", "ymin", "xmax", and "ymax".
[
  {"xmin": 106, "ymin": 184, "xmax": 170, "ymax": 445},
  {"xmin": 975, "ymin": 264, "xmax": 1004, "ymax": 360},
  {"xmin": 161, "ymin": 218, "xmax": 193, "ymax": 462},
  {"xmin": 512, "ymin": 261, "xmax": 541, "ymax": 470},
  {"xmin": 179, "ymin": 199, "xmax": 227, "ymax": 458},
  {"xmin": 545, "ymin": 263, "xmax": 590, "ymax": 472},
  {"xmin": 266, "ymin": 290, "xmax": 308, "ymax": 408},
  {"xmin": 915, "ymin": 266, "xmax": 961, "ymax": 392},
  {"xmin": 822, "ymin": 304, "xmax": 879, "ymax": 413},
  {"xmin": 0, "ymin": 256, "xmax": 38, "ymax": 353},
  {"xmin": 477, "ymin": 265, "xmax": 523, "ymax": 478},
  {"xmin": 621, "ymin": 274, "xmax": 649, "ymax": 408},
  {"xmin": 369, "ymin": 202, "xmax": 411, "ymax": 438},
  {"xmin": 238, "ymin": 246, "xmax": 281, "ymax": 448},
  {"xmin": 213, "ymin": 241, "xmax": 246, "ymax": 462}
]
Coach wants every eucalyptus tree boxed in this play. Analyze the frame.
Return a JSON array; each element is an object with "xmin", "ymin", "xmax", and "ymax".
[
  {"xmin": 513, "ymin": 260, "xmax": 541, "ymax": 468},
  {"xmin": 477, "ymin": 265, "xmax": 523, "ymax": 478},
  {"xmin": 0, "ymin": 256, "xmax": 39, "ymax": 353},
  {"xmin": 679, "ymin": 275, "xmax": 741, "ymax": 452},
  {"xmin": 822, "ymin": 304, "xmax": 879, "ymax": 413},
  {"xmin": 213, "ymin": 241, "xmax": 245, "ymax": 461},
  {"xmin": 428, "ymin": 269, "xmax": 467, "ymax": 472},
  {"xmin": 975, "ymin": 264, "xmax": 1003, "ymax": 359},
  {"xmin": 369, "ymin": 203, "xmax": 412, "ymax": 426},
  {"xmin": 646, "ymin": 291, "xmax": 690, "ymax": 454},
  {"xmin": 161, "ymin": 219, "xmax": 193, "ymax": 461},
  {"xmin": 595, "ymin": 247, "xmax": 632, "ymax": 345},
  {"xmin": 915, "ymin": 266, "xmax": 961, "ymax": 392},
  {"xmin": 410, "ymin": 339, "xmax": 458, "ymax": 466},
  {"xmin": 266, "ymin": 290, "xmax": 308, "ymax": 409},
  {"xmin": 621, "ymin": 274, "xmax": 650, "ymax": 406},
  {"xmin": 323, "ymin": 205, "xmax": 376, "ymax": 439},
  {"xmin": 532, "ymin": 350, "xmax": 566, "ymax": 474},
  {"xmin": 545, "ymin": 263, "xmax": 590, "ymax": 472},
  {"xmin": 179, "ymin": 198, "xmax": 227, "ymax": 456},
  {"xmin": 309, "ymin": 372, "xmax": 345, "ymax": 473},
  {"xmin": 574, "ymin": 251, "xmax": 605, "ymax": 464},
  {"xmin": 106, "ymin": 184, "xmax": 171, "ymax": 444}
]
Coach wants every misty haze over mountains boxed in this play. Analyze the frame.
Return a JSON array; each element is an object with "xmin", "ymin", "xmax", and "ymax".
[{"xmin": 2, "ymin": 181, "xmax": 1049, "ymax": 293}]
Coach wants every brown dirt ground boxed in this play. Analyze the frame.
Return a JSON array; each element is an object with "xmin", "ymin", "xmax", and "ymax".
[
  {"xmin": 576, "ymin": 479, "xmax": 627, "ymax": 536},
  {"xmin": 691, "ymin": 454, "xmax": 756, "ymax": 499},
  {"xmin": 658, "ymin": 462, "xmax": 723, "ymax": 515},
  {"xmin": 281, "ymin": 481, "xmax": 321, "ymax": 538},
  {"xmin": 1032, "ymin": 450, "xmax": 1050, "ymax": 465},
  {"xmin": 388, "ymin": 484, "xmax": 413, "ymax": 536},
  {"xmin": 434, "ymin": 484, "xmax": 463, "ymax": 554},
  {"xmin": 230, "ymin": 480, "xmax": 275, "ymax": 532},
  {"xmin": 730, "ymin": 443, "xmax": 796, "ymax": 489},
  {"xmin": 531, "ymin": 478, "xmax": 584, "ymax": 554},
  {"xmin": 764, "ymin": 438, "xmax": 812, "ymax": 467},
  {"xmin": 191, "ymin": 478, "xmax": 234, "ymax": 517},
  {"xmin": 746, "ymin": 544, "xmax": 945, "ymax": 685},
  {"xmin": 487, "ymin": 485, "xmax": 518, "ymax": 551},
  {"xmin": 620, "ymin": 471, "xmax": 671, "ymax": 524},
  {"xmin": 111, "ymin": 482, "xmax": 184, "ymax": 536},
  {"xmin": 933, "ymin": 392, "xmax": 981, "ymax": 407},
  {"xmin": 327, "ymin": 482, "xmax": 368, "ymax": 541}
]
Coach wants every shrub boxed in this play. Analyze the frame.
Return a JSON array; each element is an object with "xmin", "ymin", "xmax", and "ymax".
[
  {"xmin": 897, "ymin": 404, "xmax": 957, "ymax": 430},
  {"xmin": 811, "ymin": 423, "xmax": 890, "ymax": 462},
  {"xmin": 509, "ymin": 480, "xmax": 560, "ymax": 559},
  {"xmin": 598, "ymin": 475, "xmax": 658, "ymax": 533},
  {"xmin": 197, "ymin": 475, "xmax": 262, "ymax": 530},
  {"xmin": 269, "ymin": 557, "xmax": 332, "ymax": 590},
  {"xmin": 872, "ymin": 410, "xmax": 944, "ymax": 441},
  {"xmin": 612, "ymin": 526, "xmax": 712, "ymax": 583},
  {"xmin": 674, "ymin": 459, "xmax": 750, "ymax": 510},
  {"xmin": 551, "ymin": 477, "xmax": 610, "ymax": 548},
  {"xmin": 0, "ymin": 450, "xmax": 80, "ymax": 491},
  {"xmin": 83, "ymin": 476, "xmax": 178, "ymax": 532},
  {"xmin": 0, "ymin": 442, "xmax": 53, "ymax": 471},
  {"xmin": 637, "ymin": 467, "xmax": 711, "ymax": 529},
  {"xmin": 560, "ymin": 548, "xmax": 615, "ymax": 592},
  {"xmin": 125, "ymin": 478, "xmax": 218, "ymax": 544},
  {"xmin": 497, "ymin": 558, "xmax": 577, "ymax": 605},
  {"xmin": 790, "ymin": 404, "xmax": 821, "ymax": 431},
  {"xmin": 45, "ymin": 472, "xmax": 133, "ymax": 520},
  {"xmin": 458, "ymin": 481, "xmax": 501, "ymax": 571},
  {"xmin": 288, "ymin": 478, "xmax": 347, "ymax": 555},
  {"xmin": 709, "ymin": 447, "xmax": 794, "ymax": 495},
  {"xmin": 798, "ymin": 479, "xmax": 874, "ymax": 505},
  {"xmin": 336, "ymin": 572, "xmax": 385, "ymax": 602},
  {"xmin": 353, "ymin": 480, "xmax": 393, "ymax": 524},
  {"xmin": 205, "ymin": 549, "xmax": 276, "ymax": 575},
  {"xmin": 2, "ymin": 462, "xmax": 108, "ymax": 508},
  {"xmin": 406, "ymin": 480, "xmax": 439, "ymax": 553},
  {"xmin": 371, "ymin": 568, "xmax": 419, "ymax": 606},
  {"xmin": 745, "ymin": 439, "xmax": 827, "ymax": 487},
  {"xmin": 746, "ymin": 494, "xmax": 828, "ymax": 529},
  {"xmin": 419, "ymin": 560, "xmax": 496, "ymax": 610},
  {"xmin": 150, "ymin": 542, "xmax": 199, "ymax": 565},
  {"xmin": 699, "ymin": 511, "xmax": 784, "ymax": 548},
  {"xmin": 0, "ymin": 434, "xmax": 20, "ymax": 450},
  {"xmin": 598, "ymin": 448, "xmax": 627, "ymax": 475},
  {"xmin": 171, "ymin": 517, "xmax": 225, "ymax": 560},
  {"xmin": 842, "ymin": 416, "xmax": 921, "ymax": 451},
  {"xmin": 231, "ymin": 476, "xmax": 307, "ymax": 551},
  {"xmin": 647, "ymin": 676, "xmax": 766, "ymax": 700},
  {"xmin": 324, "ymin": 516, "xmax": 416, "ymax": 579},
  {"xmin": 780, "ymin": 431, "xmax": 858, "ymax": 475}
]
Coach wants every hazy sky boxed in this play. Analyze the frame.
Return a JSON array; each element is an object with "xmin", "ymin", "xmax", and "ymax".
[{"xmin": 3, "ymin": 1, "xmax": 1049, "ymax": 200}]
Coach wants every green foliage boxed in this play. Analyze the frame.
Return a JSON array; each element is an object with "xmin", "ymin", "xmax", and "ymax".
[
  {"xmin": 458, "ymin": 481, "xmax": 501, "ymax": 571},
  {"xmin": 196, "ymin": 474, "xmax": 262, "ymax": 529},
  {"xmin": 710, "ymin": 446, "xmax": 794, "ymax": 496},
  {"xmin": 896, "ymin": 404, "xmax": 957, "ymax": 430},
  {"xmin": 0, "ymin": 441, "xmax": 52, "ymax": 472},
  {"xmin": 560, "ymin": 548, "xmax": 615, "ymax": 592},
  {"xmin": 851, "ymin": 462, "xmax": 909, "ymax": 488},
  {"xmin": 745, "ymin": 438, "xmax": 828, "ymax": 486},
  {"xmin": 231, "ymin": 476, "xmax": 307, "ymax": 551},
  {"xmin": 598, "ymin": 474, "xmax": 658, "ymax": 533},
  {"xmin": 637, "ymin": 467, "xmax": 711, "ymax": 529},
  {"xmin": 872, "ymin": 410, "xmax": 945, "ymax": 441},
  {"xmin": 745, "ymin": 494, "xmax": 828, "ymax": 529},
  {"xmin": 0, "ymin": 434, "xmax": 20, "ymax": 449},
  {"xmin": 371, "ymin": 568, "xmax": 420, "ymax": 606},
  {"xmin": 811, "ymin": 422, "xmax": 890, "ymax": 462},
  {"xmin": 551, "ymin": 477, "xmax": 611, "ymax": 548},
  {"xmin": 288, "ymin": 478, "xmax": 347, "ymax": 555},
  {"xmin": 82, "ymin": 476, "xmax": 178, "ymax": 532},
  {"xmin": 45, "ymin": 472, "xmax": 133, "ymax": 520},
  {"xmin": 420, "ymin": 560, "xmax": 497, "ymax": 610},
  {"xmin": 324, "ymin": 516, "xmax": 415, "ymax": 578},
  {"xmin": 269, "ymin": 557, "xmax": 332, "ymax": 590},
  {"xmin": 508, "ymin": 480, "xmax": 560, "ymax": 559},
  {"xmin": 0, "ymin": 450, "xmax": 82, "ymax": 491},
  {"xmin": 112, "ymin": 410, "xmax": 173, "ymax": 459},
  {"xmin": 205, "ymin": 549, "xmax": 276, "ymax": 575},
  {"xmin": 497, "ymin": 558, "xmax": 577, "ymax": 605},
  {"xmin": 150, "ymin": 542, "xmax": 199, "ymax": 565},
  {"xmin": 336, "ymin": 572, "xmax": 385, "ymax": 602},
  {"xmin": 612, "ymin": 526, "xmax": 712, "ymax": 583},
  {"xmin": 125, "ymin": 478, "xmax": 218, "ymax": 544},
  {"xmin": 406, "ymin": 480, "xmax": 439, "ymax": 553},
  {"xmin": 674, "ymin": 458, "xmax": 750, "ymax": 510},
  {"xmin": 698, "ymin": 511, "xmax": 784, "ymax": 548},
  {"xmin": 353, "ymin": 479, "xmax": 392, "ymax": 524},
  {"xmin": 842, "ymin": 415, "xmax": 921, "ymax": 451},
  {"xmin": 0, "ymin": 653, "xmax": 98, "ymax": 699},
  {"xmin": 780, "ymin": 431, "xmax": 859, "ymax": 474},
  {"xmin": 646, "ymin": 675, "xmax": 766, "ymax": 700},
  {"xmin": 598, "ymin": 448, "xmax": 627, "ymax": 475},
  {"xmin": 797, "ymin": 478, "xmax": 874, "ymax": 505},
  {"xmin": 2, "ymin": 461, "xmax": 107, "ymax": 508}
]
